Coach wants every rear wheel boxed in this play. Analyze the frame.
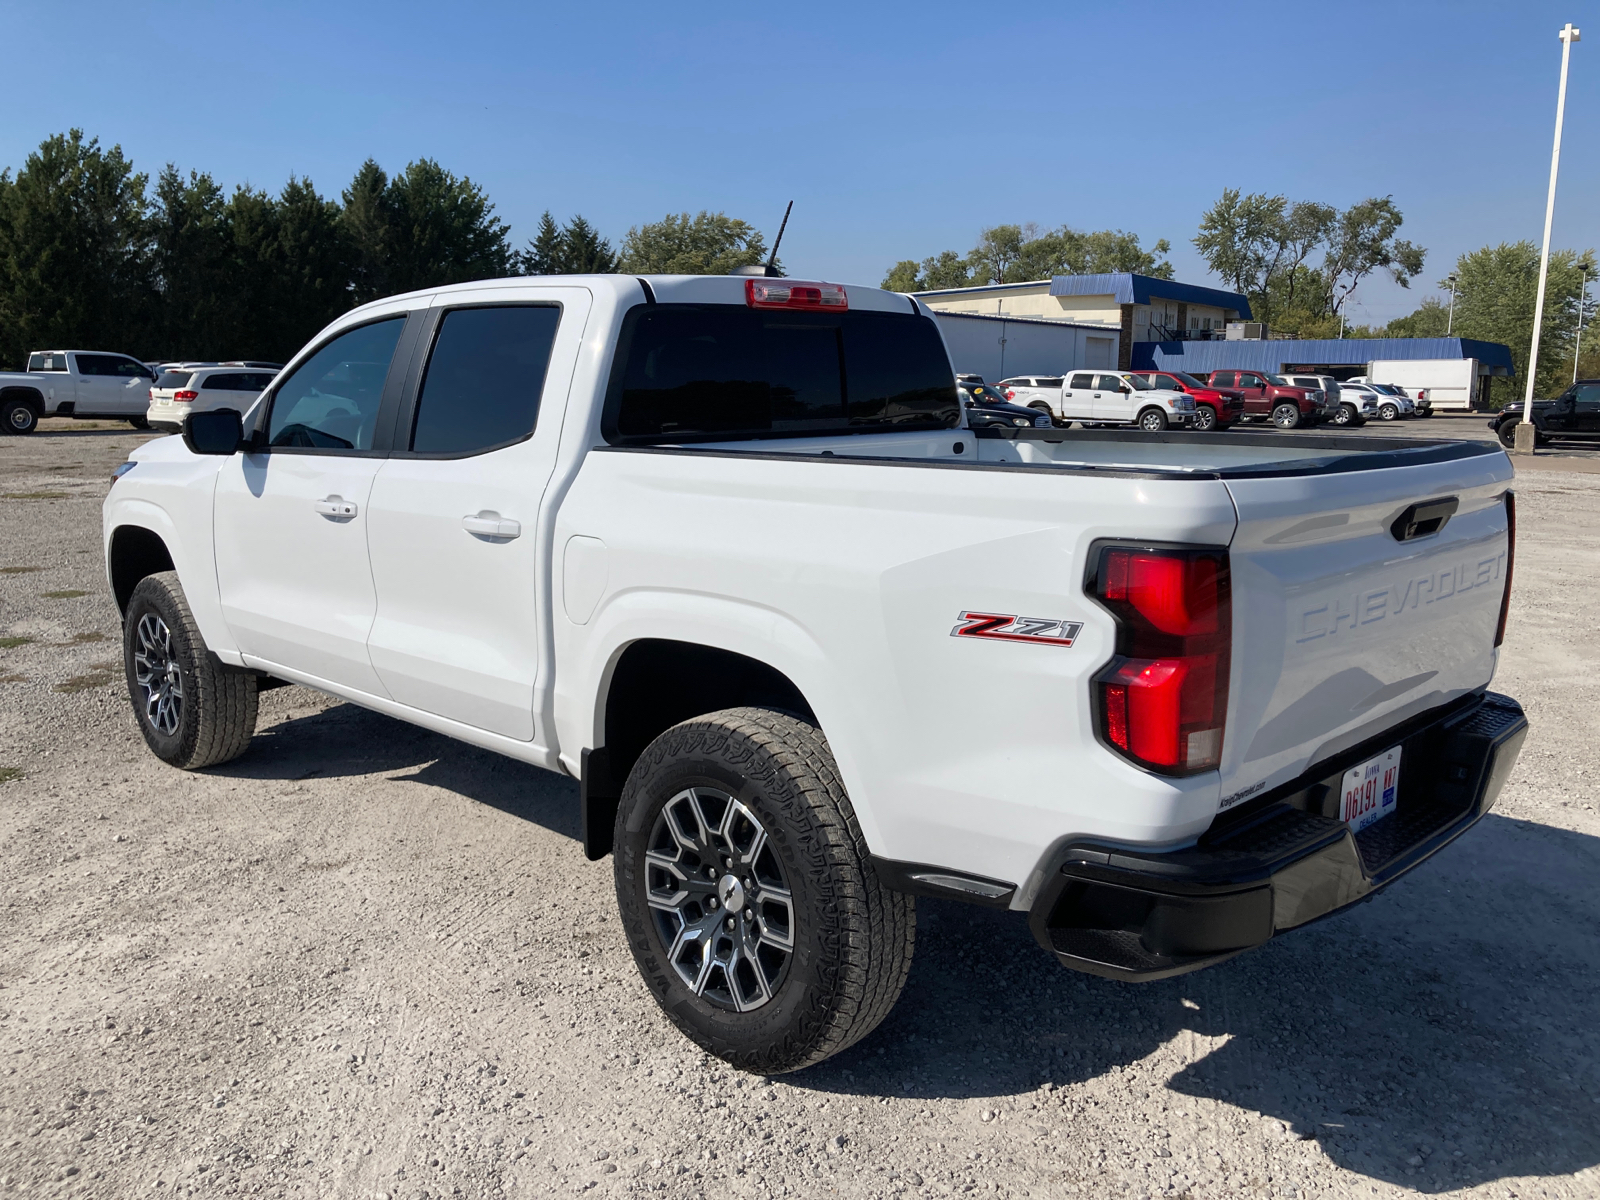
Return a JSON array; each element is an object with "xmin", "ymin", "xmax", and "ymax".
[
  {"xmin": 1379, "ymin": 402, "xmax": 1399, "ymax": 421},
  {"xmin": 614, "ymin": 707, "xmax": 915, "ymax": 1073},
  {"xmin": 2, "ymin": 399, "xmax": 38, "ymax": 435},
  {"xmin": 1137, "ymin": 407, "xmax": 1168, "ymax": 432},
  {"xmin": 1028, "ymin": 401, "xmax": 1057, "ymax": 426},
  {"xmin": 1271, "ymin": 402, "xmax": 1302, "ymax": 429},
  {"xmin": 123, "ymin": 572, "xmax": 258, "ymax": 769},
  {"xmin": 127, "ymin": 415, "xmax": 150, "ymax": 430},
  {"xmin": 1192, "ymin": 405, "xmax": 1217, "ymax": 432}
]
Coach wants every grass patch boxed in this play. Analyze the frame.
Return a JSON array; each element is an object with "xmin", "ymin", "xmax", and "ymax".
[
  {"xmin": 0, "ymin": 636, "xmax": 33, "ymax": 649},
  {"xmin": 89, "ymin": 659, "xmax": 121, "ymax": 671},
  {"xmin": 0, "ymin": 566, "xmax": 41, "ymax": 574},
  {"xmin": 2, "ymin": 491, "xmax": 69, "ymax": 500},
  {"xmin": 0, "ymin": 767, "xmax": 22, "ymax": 784},
  {"xmin": 65, "ymin": 631, "xmax": 107, "ymax": 644},
  {"xmin": 43, "ymin": 589, "xmax": 89, "ymax": 599},
  {"xmin": 55, "ymin": 670, "xmax": 116, "ymax": 693},
  {"xmin": 0, "ymin": 673, "xmax": 24, "ymax": 683}
]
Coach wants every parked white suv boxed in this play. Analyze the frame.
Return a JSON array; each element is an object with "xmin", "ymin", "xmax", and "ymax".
[
  {"xmin": 1058, "ymin": 370, "xmax": 1196, "ymax": 430},
  {"xmin": 147, "ymin": 365, "xmax": 280, "ymax": 433},
  {"xmin": 1281, "ymin": 374, "xmax": 1369, "ymax": 426},
  {"xmin": 1342, "ymin": 380, "xmax": 1414, "ymax": 421},
  {"xmin": 102, "ymin": 273, "xmax": 1525, "ymax": 1073}
]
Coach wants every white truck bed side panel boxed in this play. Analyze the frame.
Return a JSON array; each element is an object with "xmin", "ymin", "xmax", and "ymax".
[{"xmin": 553, "ymin": 449, "xmax": 1238, "ymax": 892}]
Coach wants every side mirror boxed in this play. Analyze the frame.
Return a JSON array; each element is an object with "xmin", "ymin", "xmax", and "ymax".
[
  {"xmin": 183, "ymin": 409, "xmax": 244, "ymax": 455},
  {"xmin": 1119, "ymin": 385, "xmax": 1132, "ymax": 393}
]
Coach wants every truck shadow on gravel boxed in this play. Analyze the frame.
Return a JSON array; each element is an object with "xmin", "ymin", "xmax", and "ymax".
[
  {"xmin": 210, "ymin": 698, "xmax": 581, "ymax": 840},
  {"xmin": 800, "ymin": 813, "xmax": 1600, "ymax": 1194}
]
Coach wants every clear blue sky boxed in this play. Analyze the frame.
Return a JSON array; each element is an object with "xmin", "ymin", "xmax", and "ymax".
[{"xmin": 6, "ymin": 1, "xmax": 1596, "ymax": 324}]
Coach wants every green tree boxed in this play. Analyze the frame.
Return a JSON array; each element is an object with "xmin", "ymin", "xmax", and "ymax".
[
  {"xmin": 517, "ymin": 210, "xmax": 564, "ymax": 275},
  {"xmin": 1321, "ymin": 197, "xmax": 1425, "ymax": 316},
  {"xmin": 881, "ymin": 223, "xmax": 1171, "ymax": 292},
  {"xmin": 266, "ymin": 176, "xmax": 351, "ymax": 361},
  {"xmin": 148, "ymin": 165, "xmax": 238, "ymax": 359},
  {"xmin": 616, "ymin": 211, "xmax": 770, "ymax": 275},
  {"xmin": 1383, "ymin": 296, "xmax": 1450, "ymax": 339},
  {"xmin": 881, "ymin": 259, "xmax": 923, "ymax": 292},
  {"xmin": 553, "ymin": 215, "xmax": 616, "ymax": 274},
  {"xmin": 0, "ymin": 130, "xmax": 151, "ymax": 364},
  {"xmin": 1444, "ymin": 242, "xmax": 1595, "ymax": 400}
]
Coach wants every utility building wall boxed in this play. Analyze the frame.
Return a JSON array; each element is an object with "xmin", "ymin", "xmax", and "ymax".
[{"xmin": 932, "ymin": 311, "xmax": 1118, "ymax": 382}]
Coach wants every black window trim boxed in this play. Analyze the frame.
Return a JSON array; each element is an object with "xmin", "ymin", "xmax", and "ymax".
[
  {"xmin": 251, "ymin": 312, "xmax": 423, "ymax": 458},
  {"xmin": 387, "ymin": 299, "xmax": 566, "ymax": 461},
  {"xmin": 599, "ymin": 302, "xmax": 959, "ymax": 447}
]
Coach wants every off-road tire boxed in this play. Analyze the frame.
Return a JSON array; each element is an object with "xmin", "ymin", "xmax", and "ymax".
[
  {"xmin": 123, "ymin": 571, "xmax": 257, "ymax": 769},
  {"xmin": 614, "ymin": 707, "xmax": 915, "ymax": 1073},
  {"xmin": 1137, "ymin": 407, "xmax": 1168, "ymax": 432},
  {"xmin": 1271, "ymin": 402, "xmax": 1302, "ymax": 429},
  {"xmin": 2, "ymin": 398, "xmax": 38, "ymax": 435},
  {"xmin": 1192, "ymin": 405, "xmax": 1217, "ymax": 432}
]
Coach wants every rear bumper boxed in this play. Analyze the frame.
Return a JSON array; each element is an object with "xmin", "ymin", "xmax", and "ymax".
[{"xmin": 1027, "ymin": 691, "xmax": 1527, "ymax": 981}]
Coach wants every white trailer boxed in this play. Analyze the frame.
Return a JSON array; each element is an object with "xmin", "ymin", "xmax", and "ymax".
[
  {"xmin": 1367, "ymin": 358, "xmax": 1479, "ymax": 412},
  {"xmin": 931, "ymin": 310, "xmax": 1118, "ymax": 382}
]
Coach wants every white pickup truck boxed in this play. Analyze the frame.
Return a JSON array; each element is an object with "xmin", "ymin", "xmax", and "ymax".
[
  {"xmin": 102, "ymin": 274, "xmax": 1527, "ymax": 1073},
  {"xmin": 1, "ymin": 350, "xmax": 160, "ymax": 434}
]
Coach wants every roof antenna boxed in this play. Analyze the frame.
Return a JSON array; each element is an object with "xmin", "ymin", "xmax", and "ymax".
[{"xmin": 763, "ymin": 201, "xmax": 793, "ymax": 277}]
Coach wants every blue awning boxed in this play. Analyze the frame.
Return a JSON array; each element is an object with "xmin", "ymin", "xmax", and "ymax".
[{"xmin": 1049, "ymin": 273, "xmax": 1253, "ymax": 319}]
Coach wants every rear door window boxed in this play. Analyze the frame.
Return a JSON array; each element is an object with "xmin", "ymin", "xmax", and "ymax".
[
  {"xmin": 1212, "ymin": 371, "xmax": 1235, "ymax": 386},
  {"xmin": 200, "ymin": 373, "xmax": 248, "ymax": 391},
  {"xmin": 409, "ymin": 305, "xmax": 562, "ymax": 455},
  {"xmin": 266, "ymin": 318, "xmax": 405, "ymax": 451},
  {"xmin": 1067, "ymin": 373, "xmax": 1095, "ymax": 389},
  {"xmin": 1035, "ymin": 377, "xmax": 1063, "ymax": 388},
  {"xmin": 604, "ymin": 305, "xmax": 956, "ymax": 443}
]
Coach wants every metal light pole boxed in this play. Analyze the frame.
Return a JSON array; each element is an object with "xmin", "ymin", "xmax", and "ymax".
[
  {"xmin": 1575, "ymin": 262, "xmax": 1590, "ymax": 384},
  {"xmin": 1446, "ymin": 273, "xmax": 1459, "ymax": 335},
  {"xmin": 1517, "ymin": 22, "xmax": 1581, "ymax": 453}
]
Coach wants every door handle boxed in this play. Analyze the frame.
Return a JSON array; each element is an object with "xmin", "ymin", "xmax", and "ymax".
[
  {"xmin": 463, "ymin": 512, "xmax": 520, "ymax": 539},
  {"xmin": 314, "ymin": 496, "xmax": 358, "ymax": 519}
]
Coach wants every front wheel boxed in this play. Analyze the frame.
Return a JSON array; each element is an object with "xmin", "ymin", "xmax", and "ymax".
[
  {"xmin": 1497, "ymin": 422, "xmax": 1518, "ymax": 449},
  {"xmin": 1332, "ymin": 403, "xmax": 1356, "ymax": 427},
  {"xmin": 1137, "ymin": 407, "xmax": 1169, "ymax": 432},
  {"xmin": 1271, "ymin": 402, "xmax": 1302, "ymax": 429},
  {"xmin": 1379, "ymin": 402, "xmax": 1399, "ymax": 421},
  {"xmin": 1192, "ymin": 405, "xmax": 1217, "ymax": 432},
  {"xmin": 123, "ymin": 571, "xmax": 258, "ymax": 769},
  {"xmin": 2, "ymin": 399, "xmax": 38, "ymax": 435},
  {"xmin": 614, "ymin": 708, "xmax": 915, "ymax": 1074}
]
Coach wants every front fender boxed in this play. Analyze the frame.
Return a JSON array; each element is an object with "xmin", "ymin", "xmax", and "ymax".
[{"xmin": 103, "ymin": 482, "xmax": 238, "ymax": 664}]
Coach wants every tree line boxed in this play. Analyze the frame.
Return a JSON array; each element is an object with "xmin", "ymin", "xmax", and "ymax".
[
  {"xmin": 886, "ymin": 189, "xmax": 1597, "ymax": 399},
  {"xmin": 0, "ymin": 131, "xmax": 777, "ymax": 366}
]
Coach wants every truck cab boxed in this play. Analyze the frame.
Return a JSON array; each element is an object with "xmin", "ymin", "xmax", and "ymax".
[{"xmin": 1206, "ymin": 369, "xmax": 1324, "ymax": 428}]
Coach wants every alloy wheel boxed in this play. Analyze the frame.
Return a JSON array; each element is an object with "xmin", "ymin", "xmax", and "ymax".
[
  {"xmin": 133, "ymin": 613, "xmax": 183, "ymax": 736},
  {"xmin": 645, "ymin": 787, "xmax": 794, "ymax": 1012},
  {"xmin": 1193, "ymin": 406, "xmax": 1216, "ymax": 431}
]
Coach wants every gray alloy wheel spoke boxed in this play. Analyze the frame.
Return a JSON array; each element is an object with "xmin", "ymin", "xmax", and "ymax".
[
  {"xmin": 646, "ymin": 785, "xmax": 793, "ymax": 1012},
  {"xmin": 133, "ymin": 613, "xmax": 182, "ymax": 736}
]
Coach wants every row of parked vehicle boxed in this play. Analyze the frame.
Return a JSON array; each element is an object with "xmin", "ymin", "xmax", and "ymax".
[
  {"xmin": 0, "ymin": 349, "xmax": 281, "ymax": 434},
  {"xmin": 964, "ymin": 369, "xmax": 1429, "ymax": 433}
]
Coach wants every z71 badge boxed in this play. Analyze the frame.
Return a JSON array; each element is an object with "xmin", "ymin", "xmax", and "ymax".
[{"xmin": 950, "ymin": 611, "xmax": 1083, "ymax": 647}]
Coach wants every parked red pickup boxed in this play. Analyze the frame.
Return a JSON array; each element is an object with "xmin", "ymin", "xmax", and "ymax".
[
  {"xmin": 1126, "ymin": 370, "xmax": 1245, "ymax": 432},
  {"xmin": 1204, "ymin": 370, "xmax": 1328, "ymax": 429}
]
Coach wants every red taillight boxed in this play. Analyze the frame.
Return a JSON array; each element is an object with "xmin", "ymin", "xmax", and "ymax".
[
  {"xmin": 1004, "ymin": 388, "xmax": 1015, "ymax": 401},
  {"xmin": 173, "ymin": 390, "xmax": 198, "ymax": 402},
  {"xmin": 1090, "ymin": 545, "xmax": 1231, "ymax": 774},
  {"xmin": 745, "ymin": 278, "xmax": 847, "ymax": 310},
  {"xmin": 1495, "ymin": 491, "xmax": 1515, "ymax": 647}
]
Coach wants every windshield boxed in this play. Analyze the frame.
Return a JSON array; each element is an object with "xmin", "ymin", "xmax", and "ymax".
[
  {"xmin": 963, "ymin": 385, "xmax": 1010, "ymax": 405},
  {"xmin": 1166, "ymin": 371, "xmax": 1207, "ymax": 388},
  {"xmin": 1120, "ymin": 374, "xmax": 1154, "ymax": 390},
  {"xmin": 1372, "ymin": 384, "xmax": 1401, "ymax": 395},
  {"xmin": 1263, "ymin": 374, "xmax": 1291, "ymax": 386},
  {"xmin": 155, "ymin": 371, "xmax": 194, "ymax": 389}
]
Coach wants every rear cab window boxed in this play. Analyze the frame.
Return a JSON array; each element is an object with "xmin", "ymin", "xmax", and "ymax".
[
  {"xmin": 602, "ymin": 305, "xmax": 956, "ymax": 444},
  {"xmin": 28, "ymin": 352, "xmax": 68, "ymax": 372}
]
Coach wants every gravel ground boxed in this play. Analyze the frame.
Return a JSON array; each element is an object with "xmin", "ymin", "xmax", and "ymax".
[{"xmin": 1, "ymin": 420, "xmax": 1597, "ymax": 1200}]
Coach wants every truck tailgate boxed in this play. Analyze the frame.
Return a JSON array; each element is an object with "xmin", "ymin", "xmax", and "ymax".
[{"xmin": 1218, "ymin": 453, "xmax": 1513, "ymax": 809}]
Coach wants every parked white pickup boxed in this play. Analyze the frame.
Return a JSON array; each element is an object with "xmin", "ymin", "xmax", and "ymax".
[
  {"xmin": 1056, "ymin": 370, "xmax": 1196, "ymax": 430},
  {"xmin": 102, "ymin": 273, "xmax": 1526, "ymax": 1073},
  {"xmin": 0, "ymin": 350, "xmax": 159, "ymax": 434}
]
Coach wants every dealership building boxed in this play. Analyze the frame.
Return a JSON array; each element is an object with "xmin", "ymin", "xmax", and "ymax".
[{"xmin": 914, "ymin": 273, "xmax": 1515, "ymax": 402}]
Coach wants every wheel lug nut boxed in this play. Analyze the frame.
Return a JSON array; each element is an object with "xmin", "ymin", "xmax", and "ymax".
[
  {"xmin": 725, "ymin": 918, "xmax": 735, "ymax": 931},
  {"xmin": 743, "ymin": 910, "xmax": 753, "ymax": 922}
]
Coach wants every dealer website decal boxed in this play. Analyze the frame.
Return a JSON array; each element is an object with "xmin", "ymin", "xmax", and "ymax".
[{"xmin": 950, "ymin": 612, "xmax": 1083, "ymax": 647}]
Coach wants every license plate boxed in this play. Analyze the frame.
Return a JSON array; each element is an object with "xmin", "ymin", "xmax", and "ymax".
[{"xmin": 1339, "ymin": 746, "xmax": 1401, "ymax": 831}]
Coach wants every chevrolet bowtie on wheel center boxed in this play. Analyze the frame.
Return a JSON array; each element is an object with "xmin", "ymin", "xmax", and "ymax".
[{"xmin": 104, "ymin": 273, "xmax": 1526, "ymax": 1071}]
